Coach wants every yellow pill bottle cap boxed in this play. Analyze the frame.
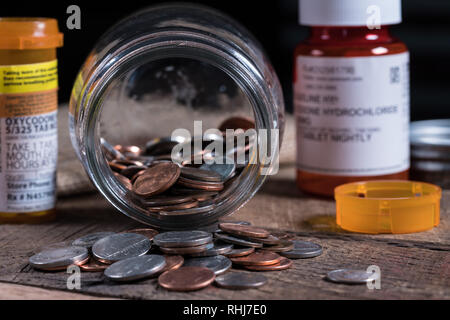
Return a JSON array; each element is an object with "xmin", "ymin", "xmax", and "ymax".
[
  {"xmin": 0, "ymin": 18, "xmax": 63, "ymax": 50},
  {"xmin": 335, "ymin": 180, "xmax": 441, "ymax": 234}
]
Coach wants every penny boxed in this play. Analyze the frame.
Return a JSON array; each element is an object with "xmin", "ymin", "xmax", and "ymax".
[
  {"xmin": 214, "ymin": 232, "xmax": 263, "ymax": 248},
  {"xmin": 189, "ymin": 241, "xmax": 233, "ymax": 257},
  {"xmin": 79, "ymin": 258, "xmax": 109, "ymax": 272},
  {"xmin": 162, "ymin": 255, "xmax": 184, "ymax": 272},
  {"xmin": 121, "ymin": 165, "xmax": 147, "ymax": 179},
  {"xmin": 133, "ymin": 162, "xmax": 181, "ymax": 197},
  {"xmin": 241, "ymin": 234, "xmax": 281, "ymax": 245},
  {"xmin": 177, "ymin": 176, "xmax": 224, "ymax": 191},
  {"xmin": 280, "ymin": 240, "xmax": 323, "ymax": 259},
  {"xmin": 244, "ymin": 257, "xmax": 293, "ymax": 271},
  {"xmin": 114, "ymin": 172, "xmax": 132, "ymax": 190},
  {"xmin": 114, "ymin": 145, "xmax": 142, "ymax": 157},
  {"xmin": 215, "ymin": 272, "xmax": 267, "ymax": 290},
  {"xmin": 29, "ymin": 246, "xmax": 89, "ymax": 271},
  {"xmin": 104, "ymin": 255, "xmax": 166, "ymax": 282},
  {"xmin": 153, "ymin": 231, "xmax": 213, "ymax": 248},
  {"xmin": 147, "ymin": 200, "xmax": 199, "ymax": 213},
  {"xmin": 123, "ymin": 228, "xmax": 159, "ymax": 241},
  {"xmin": 230, "ymin": 251, "xmax": 282, "ymax": 266},
  {"xmin": 159, "ymin": 203, "xmax": 216, "ymax": 216},
  {"xmin": 327, "ymin": 269, "xmax": 380, "ymax": 284},
  {"xmin": 183, "ymin": 255, "xmax": 232, "ymax": 275},
  {"xmin": 92, "ymin": 233, "xmax": 151, "ymax": 264},
  {"xmin": 219, "ymin": 223, "xmax": 270, "ymax": 239},
  {"xmin": 72, "ymin": 232, "xmax": 116, "ymax": 249},
  {"xmin": 109, "ymin": 161, "xmax": 127, "ymax": 172},
  {"xmin": 223, "ymin": 246, "xmax": 255, "ymax": 258},
  {"xmin": 101, "ymin": 138, "xmax": 126, "ymax": 160},
  {"xmin": 159, "ymin": 242, "xmax": 214, "ymax": 255},
  {"xmin": 180, "ymin": 167, "xmax": 223, "ymax": 182},
  {"xmin": 190, "ymin": 191, "xmax": 218, "ymax": 201},
  {"xmin": 158, "ymin": 266, "xmax": 215, "ymax": 291},
  {"xmin": 260, "ymin": 240, "xmax": 294, "ymax": 253},
  {"xmin": 141, "ymin": 195, "xmax": 194, "ymax": 207},
  {"xmin": 200, "ymin": 157, "xmax": 236, "ymax": 181},
  {"xmin": 218, "ymin": 116, "xmax": 255, "ymax": 132}
]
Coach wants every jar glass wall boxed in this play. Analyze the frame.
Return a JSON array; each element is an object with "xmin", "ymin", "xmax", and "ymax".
[{"xmin": 69, "ymin": 4, "xmax": 285, "ymax": 229}]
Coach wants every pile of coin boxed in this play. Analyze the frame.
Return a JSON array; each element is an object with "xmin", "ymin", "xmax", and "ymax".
[
  {"xmin": 101, "ymin": 117, "xmax": 255, "ymax": 217},
  {"xmin": 28, "ymin": 222, "xmax": 329, "ymax": 291}
]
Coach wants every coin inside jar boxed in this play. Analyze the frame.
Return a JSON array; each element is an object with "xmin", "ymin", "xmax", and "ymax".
[
  {"xmin": 114, "ymin": 172, "xmax": 132, "ymax": 190},
  {"xmin": 147, "ymin": 200, "xmax": 199, "ymax": 213},
  {"xmin": 180, "ymin": 167, "xmax": 223, "ymax": 182},
  {"xmin": 158, "ymin": 266, "xmax": 215, "ymax": 291},
  {"xmin": 215, "ymin": 272, "xmax": 267, "ymax": 290},
  {"xmin": 218, "ymin": 223, "xmax": 270, "ymax": 239},
  {"xmin": 140, "ymin": 195, "xmax": 194, "ymax": 207},
  {"xmin": 133, "ymin": 162, "xmax": 181, "ymax": 197},
  {"xmin": 230, "ymin": 251, "xmax": 282, "ymax": 266}
]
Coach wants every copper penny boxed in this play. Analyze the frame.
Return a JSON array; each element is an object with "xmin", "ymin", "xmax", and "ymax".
[
  {"xmin": 230, "ymin": 251, "xmax": 282, "ymax": 266},
  {"xmin": 121, "ymin": 165, "xmax": 147, "ymax": 179},
  {"xmin": 133, "ymin": 162, "xmax": 180, "ymax": 197},
  {"xmin": 114, "ymin": 145, "xmax": 142, "ymax": 157},
  {"xmin": 109, "ymin": 161, "xmax": 127, "ymax": 172},
  {"xmin": 159, "ymin": 242, "xmax": 213, "ymax": 255},
  {"xmin": 223, "ymin": 246, "xmax": 255, "ymax": 258},
  {"xmin": 176, "ymin": 177, "xmax": 224, "ymax": 191},
  {"xmin": 218, "ymin": 116, "xmax": 255, "ymax": 132},
  {"xmin": 244, "ymin": 257, "xmax": 293, "ymax": 271},
  {"xmin": 190, "ymin": 191, "xmax": 218, "ymax": 201},
  {"xmin": 147, "ymin": 200, "xmax": 199, "ymax": 213},
  {"xmin": 141, "ymin": 195, "xmax": 194, "ymax": 207},
  {"xmin": 162, "ymin": 255, "xmax": 184, "ymax": 272},
  {"xmin": 260, "ymin": 240, "xmax": 295, "ymax": 252},
  {"xmin": 219, "ymin": 223, "xmax": 270, "ymax": 239},
  {"xmin": 124, "ymin": 228, "xmax": 159, "ymax": 240},
  {"xmin": 158, "ymin": 266, "xmax": 215, "ymax": 291},
  {"xmin": 79, "ymin": 258, "xmax": 109, "ymax": 272},
  {"xmin": 113, "ymin": 172, "xmax": 132, "ymax": 190}
]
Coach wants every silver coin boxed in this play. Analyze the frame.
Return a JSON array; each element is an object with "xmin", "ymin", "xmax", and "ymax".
[
  {"xmin": 214, "ymin": 232, "xmax": 263, "ymax": 248},
  {"xmin": 327, "ymin": 269, "xmax": 380, "ymax": 284},
  {"xmin": 29, "ymin": 246, "xmax": 89, "ymax": 270},
  {"xmin": 189, "ymin": 241, "xmax": 234, "ymax": 257},
  {"xmin": 183, "ymin": 255, "xmax": 232, "ymax": 275},
  {"xmin": 104, "ymin": 255, "xmax": 166, "ymax": 282},
  {"xmin": 200, "ymin": 156, "xmax": 236, "ymax": 181},
  {"xmin": 215, "ymin": 272, "xmax": 267, "ymax": 290},
  {"xmin": 153, "ymin": 231, "xmax": 212, "ymax": 248},
  {"xmin": 241, "ymin": 234, "xmax": 281, "ymax": 245},
  {"xmin": 71, "ymin": 232, "xmax": 116, "ymax": 249},
  {"xmin": 92, "ymin": 233, "xmax": 151, "ymax": 264},
  {"xmin": 280, "ymin": 240, "xmax": 323, "ymax": 259}
]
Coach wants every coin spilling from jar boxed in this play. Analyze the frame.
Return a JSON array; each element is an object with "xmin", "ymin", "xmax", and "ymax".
[
  {"xmin": 101, "ymin": 117, "xmax": 257, "ymax": 218},
  {"xmin": 29, "ymin": 222, "xmax": 330, "ymax": 291}
]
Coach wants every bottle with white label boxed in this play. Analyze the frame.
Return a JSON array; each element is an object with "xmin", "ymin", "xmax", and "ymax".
[{"xmin": 294, "ymin": 0, "xmax": 409, "ymax": 196}]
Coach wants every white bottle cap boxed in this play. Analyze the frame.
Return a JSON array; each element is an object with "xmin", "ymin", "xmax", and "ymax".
[{"xmin": 299, "ymin": 0, "xmax": 402, "ymax": 26}]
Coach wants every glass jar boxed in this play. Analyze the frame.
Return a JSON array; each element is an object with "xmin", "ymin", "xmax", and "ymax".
[{"xmin": 69, "ymin": 3, "xmax": 285, "ymax": 229}]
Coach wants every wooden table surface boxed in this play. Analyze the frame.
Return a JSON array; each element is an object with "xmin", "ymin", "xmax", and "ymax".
[{"xmin": 0, "ymin": 164, "xmax": 449, "ymax": 300}]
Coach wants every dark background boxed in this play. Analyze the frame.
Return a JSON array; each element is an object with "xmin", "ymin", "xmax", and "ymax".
[{"xmin": 1, "ymin": 0, "xmax": 449, "ymax": 120}]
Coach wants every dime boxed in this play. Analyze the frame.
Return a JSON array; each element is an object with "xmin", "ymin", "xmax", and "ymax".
[
  {"xmin": 123, "ymin": 228, "xmax": 159, "ymax": 240},
  {"xmin": 180, "ymin": 167, "xmax": 223, "ymax": 182},
  {"xmin": 133, "ymin": 162, "xmax": 181, "ymax": 197},
  {"xmin": 218, "ymin": 223, "xmax": 269, "ymax": 239},
  {"xmin": 92, "ymin": 233, "xmax": 151, "ymax": 264},
  {"xmin": 141, "ymin": 195, "xmax": 194, "ymax": 207},
  {"xmin": 159, "ymin": 242, "xmax": 214, "ymax": 255},
  {"xmin": 214, "ymin": 232, "xmax": 263, "ymax": 248},
  {"xmin": 230, "ymin": 251, "xmax": 282, "ymax": 266},
  {"xmin": 147, "ymin": 200, "xmax": 199, "ymax": 213},
  {"xmin": 158, "ymin": 266, "xmax": 215, "ymax": 291},
  {"xmin": 114, "ymin": 172, "xmax": 132, "ymax": 190},
  {"xmin": 159, "ymin": 203, "xmax": 216, "ymax": 216},
  {"xmin": 200, "ymin": 157, "xmax": 236, "ymax": 181},
  {"xmin": 162, "ymin": 255, "xmax": 184, "ymax": 272},
  {"xmin": 260, "ymin": 240, "xmax": 295, "ymax": 253},
  {"xmin": 215, "ymin": 272, "xmax": 267, "ymax": 290},
  {"xmin": 104, "ymin": 255, "xmax": 166, "ymax": 282},
  {"xmin": 79, "ymin": 258, "xmax": 109, "ymax": 272},
  {"xmin": 189, "ymin": 241, "xmax": 233, "ymax": 257},
  {"xmin": 244, "ymin": 257, "xmax": 292, "ymax": 271},
  {"xmin": 183, "ymin": 255, "xmax": 232, "ymax": 275},
  {"xmin": 223, "ymin": 246, "xmax": 255, "ymax": 258},
  {"xmin": 29, "ymin": 246, "xmax": 89, "ymax": 271},
  {"xmin": 280, "ymin": 240, "xmax": 323, "ymax": 259},
  {"xmin": 327, "ymin": 269, "xmax": 380, "ymax": 284},
  {"xmin": 218, "ymin": 116, "xmax": 255, "ymax": 132},
  {"xmin": 153, "ymin": 231, "xmax": 213, "ymax": 248},
  {"xmin": 72, "ymin": 232, "xmax": 116, "ymax": 249}
]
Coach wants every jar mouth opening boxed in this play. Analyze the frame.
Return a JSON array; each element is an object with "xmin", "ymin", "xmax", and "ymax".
[{"xmin": 81, "ymin": 35, "xmax": 280, "ymax": 229}]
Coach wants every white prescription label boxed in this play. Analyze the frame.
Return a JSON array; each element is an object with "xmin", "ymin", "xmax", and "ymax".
[
  {"xmin": 294, "ymin": 53, "xmax": 410, "ymax": 176},
  {"xmin": 0, "ymin": 111, "xmax": 57, "ymax": 212}
]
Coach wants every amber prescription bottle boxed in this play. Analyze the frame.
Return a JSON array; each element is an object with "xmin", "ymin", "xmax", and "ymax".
[
  {"xmin": 0, "ymin": 18, "xmax": 63, "ymax": 223},
  {"xmin": 294, "ymin": 0, "xmax": 409, "ymax": 197}
]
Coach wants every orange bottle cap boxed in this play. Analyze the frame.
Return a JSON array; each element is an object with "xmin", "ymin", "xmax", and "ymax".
[
  {"xmin": 0, "ymin": 18, "xmax": 63, "ymax": 50},
  {"xmin": 335, "ymin": 180, "xmax": 441, "ymax": 234}
]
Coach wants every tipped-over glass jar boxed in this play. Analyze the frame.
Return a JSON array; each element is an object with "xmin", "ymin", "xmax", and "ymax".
[{"xmin": 69, "ymin": 4, "xmax": 285, "ymax": 230}]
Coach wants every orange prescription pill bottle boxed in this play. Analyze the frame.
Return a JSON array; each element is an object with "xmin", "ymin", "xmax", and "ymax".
[
  {"xmin": 294, "ymin": 0, "xmax": 409, "ymax": 197},
  {"xmin": 0, "ymin": 18, "xmax": 63, "ymax": 223}
]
